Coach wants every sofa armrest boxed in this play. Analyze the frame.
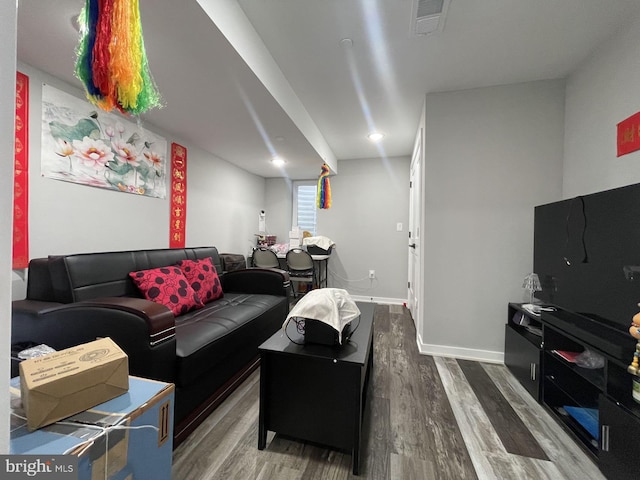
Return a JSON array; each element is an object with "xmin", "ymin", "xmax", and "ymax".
[
  {"xmin": 76, "ymin": 297, "xmax": 176, "ymax": 345},
  {"xmin": 12, "ymin": 297, "xmax": 177, "ymax": 382},
  {"xmin": 221, "ymin": 268, "xmax": 290, "ymax": 296}
]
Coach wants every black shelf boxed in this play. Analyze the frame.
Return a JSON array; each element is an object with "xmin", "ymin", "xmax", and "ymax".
[
  {"xmin": 542, "ymin": 320, "xmax": 603, "ymax": 459},
  {"xmin": 507, "ymin": 303, "xmax": 543, "ymax": 344},
  {"xmin": 547, "ymin": 351, "xmax": 605, "ymax": 391},
  {"xmin": 544, "ymin": 370, "xmax": 599, "ymax": 411},
  {"xmin": 553, "ymin": 404, "xmax": 599, "ymax": 454},
  {"xmin": 541, "ymin": 310, "xmax": 634, "ymax": 363}
]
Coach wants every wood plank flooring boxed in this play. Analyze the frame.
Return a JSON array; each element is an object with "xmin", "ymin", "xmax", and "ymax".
[{"xmin": 172, "ymin": 304, "xmax": 604, "ymax": 480}]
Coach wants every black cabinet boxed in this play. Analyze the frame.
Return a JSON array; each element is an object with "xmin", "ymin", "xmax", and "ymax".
[
  {"xmin": 505, "ymin": 303, "xmax": 640, "ymax": 479},
  {"xmin": 504, "ymin": 304, "xmax": 543, "ymax": 401},
  {"xmin": 505, "ymin": 324, "xmax": 541, "ymax": 400},
  {"xmin": 599, "ymin": 395, "xmax": 640, "ymax": 480}
]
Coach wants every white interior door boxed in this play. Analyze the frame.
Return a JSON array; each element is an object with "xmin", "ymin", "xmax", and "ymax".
[{"xmin": 408, "ymin": 131, "xmax": 422, "ymax": 329}]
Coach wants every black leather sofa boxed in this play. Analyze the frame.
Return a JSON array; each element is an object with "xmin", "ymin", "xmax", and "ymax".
[{"xmin": 11, "ymin": 246, "xmax": 289, "ymax": 445}]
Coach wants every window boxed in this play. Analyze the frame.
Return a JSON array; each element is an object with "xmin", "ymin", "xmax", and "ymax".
[{"xmin": 292, "ymin": 181, "xmax": 317, "ymax": 236}]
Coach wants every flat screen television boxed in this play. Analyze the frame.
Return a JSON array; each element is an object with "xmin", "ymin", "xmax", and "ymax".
[{"xmin": 534, "ymin": 182, "xmax": 640, "ymax": 332}]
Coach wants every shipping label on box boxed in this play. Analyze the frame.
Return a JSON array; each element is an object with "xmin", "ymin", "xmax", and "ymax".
[{"xmin": 19, "ymin": 337, "xmax": 129, "ymax": 430}]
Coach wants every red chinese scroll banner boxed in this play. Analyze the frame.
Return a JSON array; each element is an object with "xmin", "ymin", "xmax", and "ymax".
[
  {"xmin": 617, "ymin": 111, "xmax": 640, "ymax": 157},
  {"xmin": 169, "ymin": 143, "xmax": 187, "ymax": 248},
  {"xmin": 13, "ymin": 72, "xmax": 29, "ymax": 269}
]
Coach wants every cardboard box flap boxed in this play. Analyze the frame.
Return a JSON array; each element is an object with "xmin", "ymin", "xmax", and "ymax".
[
  {"xmin": 25, "ymin": 367, "xmax": 130, "ymax": 425},
  {"xmin": 27, "ymin": 357, "xmax": 128, "ymax": 397},
  {"xmin": 21, "ymin": 391, "xmax": 60, "ymax": 430}
]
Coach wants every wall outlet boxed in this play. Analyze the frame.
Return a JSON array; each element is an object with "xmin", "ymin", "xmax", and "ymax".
[{"xmin": 369, "ymin": 270, "xmax": 375, "ymax": 279}]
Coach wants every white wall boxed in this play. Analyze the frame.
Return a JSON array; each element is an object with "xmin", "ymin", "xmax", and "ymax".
[
  {"xmin": 318, "ymin": 157, "xmax": 410, "ymax": 303},
  {"xmin": 12, "ymin": 63, "xmax": 265, "ymax": 299},
  {"xmin": 186, "ymin": 144, "xmax": 266, "ymax": 255},
  {"xmin": 265, "ymin": 157, "xmax": 410, "ymax": 302},
  {"xmin": 0, "ymin": 0, "xmax": 17, "ymax": 454},
  {"xmin": 420, "ymin": 80, "xmax": 565, "ymax": 361},
  {"xmin": 564, "ymin": 13, "xmax": 640, "ymax": 197}
]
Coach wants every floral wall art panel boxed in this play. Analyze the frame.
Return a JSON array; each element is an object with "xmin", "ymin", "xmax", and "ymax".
[{"xmin": 41, "ymin": 84, "xmax": 167, "ymax": 198}]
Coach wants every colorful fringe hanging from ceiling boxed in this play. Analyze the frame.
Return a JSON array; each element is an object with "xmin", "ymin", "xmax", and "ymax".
[
  {"xmin": 75, "ymin": 0, "xmax": 162, "ymax": 115},
  {"xmin": 316, "ymin": 163, "xmax": 332, "ymax": 209}
]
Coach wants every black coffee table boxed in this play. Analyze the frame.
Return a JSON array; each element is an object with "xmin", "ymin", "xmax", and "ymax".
[{"xmin": 257, "ymin": 302, "xmax": 374, "ymax": 475}]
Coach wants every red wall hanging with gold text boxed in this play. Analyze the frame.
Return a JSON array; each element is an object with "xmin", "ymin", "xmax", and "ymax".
[
  {"xmin": 170, "ymin": 143, "xmax": 187, "ymax": 248},
  {"xmin": 617, "ymin": 111, "xmax": 640, "ymax": 157},
  {"xmin": 13, "ymin": 71, "xmax": 29, "ymax": 269}
]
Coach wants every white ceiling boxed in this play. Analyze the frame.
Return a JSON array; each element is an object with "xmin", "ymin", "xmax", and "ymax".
[{"xmin": 16, "ymin": 0, "xmax": 640, "ymax": 179}]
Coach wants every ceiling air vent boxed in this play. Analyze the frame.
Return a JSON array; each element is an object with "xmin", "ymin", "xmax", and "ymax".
[{"xmin": 412, "ymin": 0, "xmax": 450, "ymax": 36}]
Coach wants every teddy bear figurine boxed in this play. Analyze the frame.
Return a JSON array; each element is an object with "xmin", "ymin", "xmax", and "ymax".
[{"xmin": 628, "ymin": 312, "xmax": 640, "ymax": 375}]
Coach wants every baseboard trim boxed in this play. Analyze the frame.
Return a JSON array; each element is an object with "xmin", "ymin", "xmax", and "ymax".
[
  {"xmin": 349, "ymin": 295, "xmax": 406, "ymax": 305},
  {"xmin": 417, "ymin": 332, "xmax": 504, "ymax": 364}
]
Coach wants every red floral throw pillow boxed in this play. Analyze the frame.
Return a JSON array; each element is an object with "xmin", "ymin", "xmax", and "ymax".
[
  {"xmin": 176, "ymin": 257, "xmax": 223, "ymax": 304},
  {"xmin": 129, "ymin": 266, "xmax": 204, "ymax": 316}
]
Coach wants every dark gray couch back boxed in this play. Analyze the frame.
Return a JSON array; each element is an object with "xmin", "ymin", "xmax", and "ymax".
[{"xmin": 30, "ymin": 247, "xmax": 222, "ymax": 304}]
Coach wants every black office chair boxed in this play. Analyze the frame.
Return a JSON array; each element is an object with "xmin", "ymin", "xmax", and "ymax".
[
  {"xmin": 285, "ymin": 248, "xmax": 315, "ymax": 297},
  {"xmin": 251, "ymin": 247, "xmax": 279, "ymax": 268}
]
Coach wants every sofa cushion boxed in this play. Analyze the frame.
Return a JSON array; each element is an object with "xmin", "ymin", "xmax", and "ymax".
[
  {"xmin": 174, "ymin": 293, "xmax": 286, "ymax": 386},
  {"xmin": 45, "ymin": 247, "xmax": 223, "ymax": 304},
  {"xmin": 176, "ymin": 257, "xmax": 223, "ymax": 304},
  {"xmin": 129, "ymin": 266, "xmax": 204, "ymax": 316}
]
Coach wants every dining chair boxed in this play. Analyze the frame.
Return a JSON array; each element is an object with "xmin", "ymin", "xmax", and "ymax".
[
  {"xmin": 251, "ymin": 247, "xmax": 279, "ymax": 268},
  {"xmin": 285, "ymin": 248, "xmax": 315, "ymax": 297}
]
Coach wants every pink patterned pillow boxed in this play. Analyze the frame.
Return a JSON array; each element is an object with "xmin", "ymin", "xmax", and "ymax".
[
  {"xmin": 176, "ymin": 257, "xmax": 223, "ymax": 304},
  {"xmin": 129, "ymin": 266, "xmax": 204, "ymax": 316}
]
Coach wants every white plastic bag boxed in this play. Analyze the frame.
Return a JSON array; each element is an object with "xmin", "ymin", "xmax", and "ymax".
[{"xmin": 575, "ymin": 349, "xmax": 604, "ymax": 369}]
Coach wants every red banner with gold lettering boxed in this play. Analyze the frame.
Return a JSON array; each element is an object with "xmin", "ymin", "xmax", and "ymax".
[
  {"xmin": 13, "ymin": 72, "xmax": 29, "ymax": 269},
  {"xmin": 169, "ymin": 143, "xmax": 187, "ymax": 248},
  {"xmin": 617, "ymin": 111, "xmax": 640, "ymax": 157}
]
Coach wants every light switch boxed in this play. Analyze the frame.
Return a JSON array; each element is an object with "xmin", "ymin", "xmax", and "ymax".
[{"xmin": 396, "ymin": 223, "xmax": 403, "ymax": 232}]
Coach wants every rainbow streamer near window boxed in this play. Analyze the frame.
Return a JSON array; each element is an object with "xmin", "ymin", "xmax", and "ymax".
[
  {"xmin": 74, "ymin": 0, "xmax": 162, "ymax": 115},
  {"xmin": 316, "ymin": 163, "xmax": 332, "ymax": 209}
]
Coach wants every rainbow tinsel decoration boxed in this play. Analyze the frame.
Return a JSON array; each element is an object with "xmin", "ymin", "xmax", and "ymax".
[
  {"xmin": 316, "ymin": 163, "xmax": 332, "ymax": 209},
  {"xmin": 75, "ymin": 0, "xmax": 162, "ymax": 115}
]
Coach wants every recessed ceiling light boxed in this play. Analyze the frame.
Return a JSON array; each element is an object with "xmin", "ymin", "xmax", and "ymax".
[
  {"xmin": 271, "ymin": 156, "xmax": 285, "ymax": 167},
  {"xmin": 367, "ymin": 132, "xmax": 384, "ymax": 142}
]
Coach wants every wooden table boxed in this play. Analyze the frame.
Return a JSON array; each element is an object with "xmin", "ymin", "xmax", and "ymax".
[{"xmin": 258, "ymin": 302, "xmax": 374, "ymax": 475}]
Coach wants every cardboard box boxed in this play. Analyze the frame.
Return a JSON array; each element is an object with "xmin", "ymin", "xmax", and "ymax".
[
  {"xmin": 19, "ymin": 337, "xmax": 129, "ymax": 430},
  {"xmin": 10, "ymin": 376, "xmax": 174, "ymax": 480}
]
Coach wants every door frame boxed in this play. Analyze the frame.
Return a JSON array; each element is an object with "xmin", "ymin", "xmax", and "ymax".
[{"xmin": 408, "ymin": 127, "xmax": 423, "ymax": 332}]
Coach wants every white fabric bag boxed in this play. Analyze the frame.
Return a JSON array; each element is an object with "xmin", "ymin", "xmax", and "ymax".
[{"xmin": 283, "ymin": 288, "xmax": 361, "ymax": 344}]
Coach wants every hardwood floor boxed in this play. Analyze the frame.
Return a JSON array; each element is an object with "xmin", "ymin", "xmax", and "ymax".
[{"xmin": 172, "ymin": 304, "xmax": 604, "ymax": 480}]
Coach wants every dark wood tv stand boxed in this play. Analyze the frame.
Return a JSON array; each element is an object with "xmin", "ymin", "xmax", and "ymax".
[{"xmin": 505, "ymin": 303, "xmax": 640, "ymax": 480}]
